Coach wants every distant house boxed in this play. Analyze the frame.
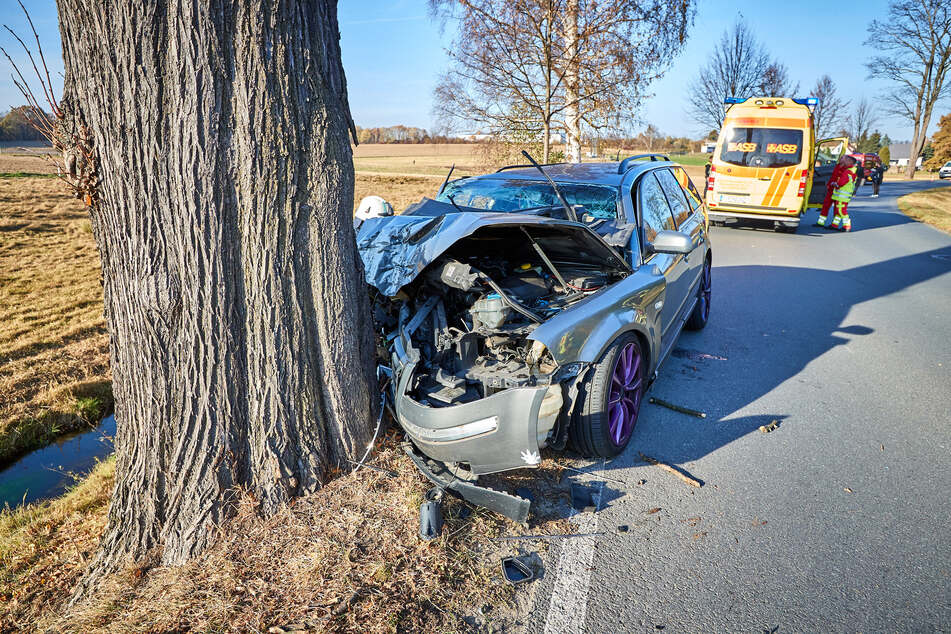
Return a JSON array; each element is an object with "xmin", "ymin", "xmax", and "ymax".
[
  {"xmin": 459, "ymin": 133, "xmax": 494, "ymax": 142},
  {"xmin": 888, "ymin": 142, "xmax": 923, "ymax": 169},
  {"xmin": 701, "ymin": 141, "xmax": 717, "ymax": 153}
]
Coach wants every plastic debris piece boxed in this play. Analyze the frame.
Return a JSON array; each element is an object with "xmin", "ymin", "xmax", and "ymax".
[
  {"xmin": 617, "ymin": 525, "xmax": 630, "ymax": 533},
  {"xmin": 759, "ymin": 420, "xmax": 780, "ymax": 433},
  {"xmin": 501, "ymin": 556, "xmax": 535, "ymax": 585},
  {"xmin": 419, "ymin": 488, "xmax": 444, "ymax": 540}
]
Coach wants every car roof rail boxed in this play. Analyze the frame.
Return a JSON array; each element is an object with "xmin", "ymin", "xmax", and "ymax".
[
  {"xmin": 617, "ymin": 154, "xmax": 670, "ymax": 174},
  {"xmin": 495, "ymin": 162, "xmax": 568, "ymax": 172}
]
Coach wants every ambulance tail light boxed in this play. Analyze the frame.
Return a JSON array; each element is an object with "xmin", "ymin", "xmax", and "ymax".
[
  {"xmin": 707, "ymin": 165, "xmax": 716, "ymax": 192},
  {"xmin": 797, "ymin": 169, "xmax": 808, "ymax": 197}
]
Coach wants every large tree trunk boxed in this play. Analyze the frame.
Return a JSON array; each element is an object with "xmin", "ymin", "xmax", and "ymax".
[
  {"xmin": 56, "ymin": 0, "xmax": 377, "ymax": 584},
  {"xmin": 564, "ymin": 0, "xmax": 581, "ymax": 164}
]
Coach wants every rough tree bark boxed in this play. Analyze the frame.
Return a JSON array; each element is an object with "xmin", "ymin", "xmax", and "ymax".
[{"xmin": 55, "ymin": 0, "xmax": 377, "ymax": 583}]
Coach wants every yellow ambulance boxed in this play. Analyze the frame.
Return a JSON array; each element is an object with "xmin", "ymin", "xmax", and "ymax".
[{"xmin": 705, "ymin": 96, "xmax": 848, "ymax": 232}]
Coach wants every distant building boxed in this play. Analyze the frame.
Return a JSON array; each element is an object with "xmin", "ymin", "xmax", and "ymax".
[
  {"xmin": 457, "ymin": 132, "xmax": 494, "ymax": 142},
  {"xmin": 701, "ymin": 141, "xmax": 716, "ymax": 153},
  {"xmin": 888, "ymin": 142, "xmax": 923, "ymax": 169}
]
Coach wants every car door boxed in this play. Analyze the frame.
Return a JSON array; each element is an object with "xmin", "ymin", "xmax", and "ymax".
[
  {"xmin": 637, "ymin": 170, "xmax": 687, "ymax": 345},
  {"xmin": 808, "ymin": 137, "xmax": 849, "ymax": 206},
  {"xmin": 654, "ymin": 167, "xmax": 703, "ymax": 319}
]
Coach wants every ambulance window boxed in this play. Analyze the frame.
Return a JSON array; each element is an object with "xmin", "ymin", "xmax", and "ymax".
[
  {"xmin": 671, "ymin": 166, "xmax": 703, "ymax": 211},
  {"xmin": 638, "ymin": 172, "xmax": 676, "ymax": 245},
  {"xmin": 720, "ymin": 127, "xmax": 804, "ymax": 168},
  {"xmin": 655, "ymin": 168, "xmax": 692, "ymax": 228}
]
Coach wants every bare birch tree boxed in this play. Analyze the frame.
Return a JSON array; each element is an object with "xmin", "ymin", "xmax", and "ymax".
[
  {"xmin": 432, "ymin": 0, "xmax": 694, "ymax": 163},
  {"xmin": 866, "ymin": 0, "xmax": 951, "ymax": 177}
]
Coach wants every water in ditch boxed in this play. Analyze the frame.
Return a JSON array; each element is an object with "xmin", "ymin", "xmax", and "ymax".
[{"xmin": 0, "ymin": 414, "xmax": 115, "ymax": 509}]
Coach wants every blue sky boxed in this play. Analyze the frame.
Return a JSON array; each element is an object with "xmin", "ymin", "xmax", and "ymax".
[{"xmin": 0, "ymin": 0, "xmax": 935, "ymax": 141}]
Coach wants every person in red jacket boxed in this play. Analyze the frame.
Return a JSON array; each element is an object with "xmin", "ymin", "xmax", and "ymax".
[{"xmin": 815, "ymin": 156, "xmax": 858, "ymax": 231}]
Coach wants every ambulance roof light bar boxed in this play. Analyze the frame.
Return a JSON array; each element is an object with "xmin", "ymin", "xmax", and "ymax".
[
  {"xmin": 723, "ymin": 97, "xmax": 745, "ymax": 104},
  {"xmin": 793, "ymin": 97, "xmax": 819, "ymax": 107}
]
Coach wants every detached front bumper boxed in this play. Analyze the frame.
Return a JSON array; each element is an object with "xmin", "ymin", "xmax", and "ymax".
[
  {"xmin": 391, "ymin": 341, "xmax": 562, "ymax": 476},
  {"xmin": 395, "ymin": 378, "xmax": 561, "ymax": 475}
]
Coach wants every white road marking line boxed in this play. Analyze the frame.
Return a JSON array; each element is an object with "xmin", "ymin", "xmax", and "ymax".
[{"xmin": 543, "ymin": 462, "xmax": 606, "ymax": 634}]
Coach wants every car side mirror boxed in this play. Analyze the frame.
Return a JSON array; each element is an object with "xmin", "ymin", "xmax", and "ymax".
[{"xmin": 650, "ymin": 230, "xmax": 694, "ymax": 255}]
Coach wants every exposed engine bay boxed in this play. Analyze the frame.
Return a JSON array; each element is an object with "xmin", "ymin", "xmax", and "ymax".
[{"xmin": 375, "ymin": 223, "xmax": 628, "ymax": 450}]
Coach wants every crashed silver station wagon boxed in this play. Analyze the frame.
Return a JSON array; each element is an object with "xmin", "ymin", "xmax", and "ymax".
[{"xmin": 357, "ymin": 155, "xmax": 712, "ymax": 521}]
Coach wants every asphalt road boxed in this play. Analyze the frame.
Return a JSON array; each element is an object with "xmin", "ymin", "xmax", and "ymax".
[{"xmin": 528, "ymin": 179, "xmax": 951, "ymax": 632}]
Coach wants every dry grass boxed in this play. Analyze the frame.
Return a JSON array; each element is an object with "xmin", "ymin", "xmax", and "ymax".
[
  {"xmin": 2, "ymin": 435, "xmax": 570, "ymax": 632},
  {"xmin": 0, "ymin": 153, "xmax": 58, "ymax": 176},
  {"xmin": 0, "ymin": 173, "xmax": 111, "ymax": 467},
  {"xmin": 897, "ymin": 185, "xmax": 951, "ymax": 234},
  {"xmin": 353, "ymin": 144, "xmax": 483, "ymax": 178},
  {"xmin": 0, "ymin": 457, "xmax": 114, "ymax": 627}
]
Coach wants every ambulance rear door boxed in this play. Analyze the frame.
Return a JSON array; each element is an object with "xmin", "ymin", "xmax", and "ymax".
[
  {"xmin": 718, "ymin": 127, "xmax": 805, "ymax": 209},
  {"xmin": 807, "ymin": 137, "xmax": 849, "ymax": 207}
]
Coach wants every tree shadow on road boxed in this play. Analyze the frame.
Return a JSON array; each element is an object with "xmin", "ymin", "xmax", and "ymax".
[{"xmin": 609, "ymin": 244, "xmax": 951, "ymax": 470}]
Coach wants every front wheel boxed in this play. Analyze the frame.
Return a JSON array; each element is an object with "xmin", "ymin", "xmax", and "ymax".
[
  {"xmin": 685, "ymin": 257, "xmax": 712, "ymax": 330},
  {"xmin": 569, "ymin": 333, "xmax": 646, "ymax": 458}
]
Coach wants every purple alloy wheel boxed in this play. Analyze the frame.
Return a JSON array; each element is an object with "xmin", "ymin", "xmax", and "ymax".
[
  {"xmin": 699, "ymin": 260, "xmax": 712, "ymax": 320},
  {"xmin": 608, "ymin": 342, "xmax": 643, "ymax": 447}
]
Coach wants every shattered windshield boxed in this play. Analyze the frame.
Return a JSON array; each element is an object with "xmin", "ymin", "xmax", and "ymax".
[{"xmin": 436, "ymin": 178, "xmax": 619, "ymax": 219}]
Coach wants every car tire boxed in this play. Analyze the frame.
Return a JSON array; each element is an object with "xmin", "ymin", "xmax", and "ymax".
[
  {"xmin": 569, "ymin": 332, "xmax": 646, "ymax": 458},
  {"xmin": 685, "ymin": 256, "xmax": 712, "ymax": 331}
]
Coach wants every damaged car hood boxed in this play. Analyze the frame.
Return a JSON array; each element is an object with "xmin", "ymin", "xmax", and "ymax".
[{"xmin": 356, "ymin": 205, "xmax": 629, "ymax": 296}]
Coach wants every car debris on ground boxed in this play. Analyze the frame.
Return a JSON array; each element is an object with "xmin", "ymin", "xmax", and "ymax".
[
  {"xmin": 649, "ymin": 396, "xmax": 707, "ymax": 418},
  {"xmin": 639, "ymin": 452, "xmax": 703, "ymax": 488}
]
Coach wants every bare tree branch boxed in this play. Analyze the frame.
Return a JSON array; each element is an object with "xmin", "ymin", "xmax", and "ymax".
[{"xmin": 866, "ymin": 0, "xmax": 951, "ymax": 177}]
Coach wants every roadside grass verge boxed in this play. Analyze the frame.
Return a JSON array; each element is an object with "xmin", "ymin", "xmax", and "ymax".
[
  {"xmin": 0, "ymin": 456, "xmax": 115, "ymax": 627},
  {"xmin": 5, "ymin": 435, "xmax": 568, "ymax": 632},
  {"xmin": 0, "ymin": 172, "xmax": 58, "ymax": 179},
  {"xmin": 897, "ymin": 185, "xmax": 951, "ymax": 234},
  {"xmin": 0, "ymin": 176, "xmax": 112, "ymax": 467}
]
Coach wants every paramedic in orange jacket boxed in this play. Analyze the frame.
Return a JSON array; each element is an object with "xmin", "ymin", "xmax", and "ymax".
[{"xmin": 816, "ymin": 156, "xmax": 858, "ymax": 231}]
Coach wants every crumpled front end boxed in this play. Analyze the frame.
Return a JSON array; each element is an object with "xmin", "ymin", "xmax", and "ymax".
[
  {"xmin": 391, "ymin": 327, "xmax": 564, "ymax": 475},
  {"xmin": 359, "ymin": 213, "xmax": 629, "ymax": 476}
]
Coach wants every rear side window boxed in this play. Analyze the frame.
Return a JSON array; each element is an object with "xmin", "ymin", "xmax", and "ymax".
[
  {"xmin": 671, "ymin": 166, "xmax": 703, "ymax": 211},
  {"xmin": 655, "ymin": 168, "xmax": 692, "ymax": 228},
  {"xmin": 720, "ymin": 127, "xmax": 804, "ymax": 168},
  {"xmin": 639, "ymin": 172, "xmax": 676, "ymax": 244}
]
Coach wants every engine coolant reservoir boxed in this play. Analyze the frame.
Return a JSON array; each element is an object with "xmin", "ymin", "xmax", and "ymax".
[{"xmin": 469, "ymin": 293, "xmax": 510, "ymax": 329}]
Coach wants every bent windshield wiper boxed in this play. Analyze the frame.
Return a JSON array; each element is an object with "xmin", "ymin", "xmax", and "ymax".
[
  {"xmin": 437, "ymin": 163, "xmax": 455, "ymax": 197},
  {"xmin": 446, "ymin": 194, "xmax": 465, "ymax": 213},
  {"xmin": 520, "ymin": 150, "xmax": 578, "ymax": 222}
]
